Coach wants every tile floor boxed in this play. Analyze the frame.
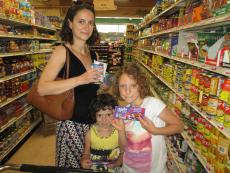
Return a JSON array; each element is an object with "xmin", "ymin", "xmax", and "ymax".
[{"xmin": 2, "ymin": 124, "xmax": 56, "ymax": 173}]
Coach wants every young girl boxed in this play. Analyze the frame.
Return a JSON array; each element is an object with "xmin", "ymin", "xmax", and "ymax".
[
  {"xmin": 80, "ymin": 93, "xmax": 126, "ymax": 172},
  {"xmin": 113, "ymin": 62, "xmax": 184, "ymax": 173}
]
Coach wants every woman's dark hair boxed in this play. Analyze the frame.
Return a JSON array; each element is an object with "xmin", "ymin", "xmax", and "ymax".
[
  {"xmin": 60, "ymin": 1, "xmax": 99, "ymax": 45},
  {"xmin": 112, "ymin": 62, "xmax": 151, "ymax": 99},
  {"xmin": 89, "ymin": 93, "xmax": 118, "ymax": 123}
]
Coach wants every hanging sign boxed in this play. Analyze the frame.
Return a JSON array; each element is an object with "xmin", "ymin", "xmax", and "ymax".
[{"xmin": 93, "ymin": 0, "xmax": 117, "ymax": 10}]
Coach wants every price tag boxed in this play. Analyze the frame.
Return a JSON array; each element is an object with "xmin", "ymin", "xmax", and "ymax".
[
  {"xmin": 218, "ymin": 125, "xmax": 224, "ymax": 130},
  {"xmin": 206, "ymin": 115, "xmax": 212, "ymax": 120},
  {"xmin": 206, "ymin": 164, "xmax": 211, "ymax": 171},
  {"xmin": 211, "ymin": 67, "xmax": 216, "ymax": 70}
]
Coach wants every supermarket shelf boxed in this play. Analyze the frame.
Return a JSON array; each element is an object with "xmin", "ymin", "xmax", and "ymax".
[
  {"xmin": 136, "ymin": 0, "xmax": 185, "ymax": 31},
  {"xmin": 0, "ymin": 15, "xmax": 32, "ymax": 27},
  {"xmin": 0, "ymin": 34, "xmax": 33, "ymax": 39},
  {"xmin": 0, "ymin": 51, "xmax": 33, "ymax": 58},
  {"xmin": 32, "ymin": 37, "xmax": 57, "ymax": 41},
  {"xmin": 33, "ymin": 24, "xmax": 56, "ymax": 32},
  {"xmin": 166, "ymin": 140, "xmax": 186, "ymax": 173},
  {"xmin": 34, "ymin": 49, "xmax": 53, "ymax": 54},
  {"xmin": 0, "ymin": 69, "xmax": 36, "ymax": 83},
  {"xmin": 137, "ymin": 47, "xmax": 230, "ymax": 77},
  {"xmin": 181, "ymin": 132, "xmax": 214, "ymax": 173},
  {"xmin": 0, "ymin": 106, "xmax": 33, "ymax": 133},
  {"xmin": 0, "ymin": 117, "xmax": 42, "ymax": 163},
  {"xmin": 136, "ymin": 13, "xmax": 230, "ymax": 39},
  {"xmin": 150, "ymin": 87, "xmax": 161, "ymax": 99},
  {"xmin": 0, "ymin": 34, "xmax": 57, "ymax": 41},
  {"xmin": 135, "ymin": 58, "xmax": 230, "ymax": 140},
  {"xmin": 138, "ymin": 27, "xmax": 178, "ymax": 39},
  {"xmin": 0, "ymin": 49, "xmax": 53, "ymax": 57},
  {"xmin": 0, "ymin": 15, "xmax": 56, "ymax": 32},
  {"xmin": 0, "ymin": 90, "xmax": 30, "ymax": 108},
  {"xmin": 180, "ymin": 13, "xmax": 230, "ymax": 31}
]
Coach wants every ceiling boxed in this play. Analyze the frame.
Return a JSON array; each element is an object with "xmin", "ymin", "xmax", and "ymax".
[{"xmin": 33, "ymin": 0, "xmax": 155, "ymax": 18}]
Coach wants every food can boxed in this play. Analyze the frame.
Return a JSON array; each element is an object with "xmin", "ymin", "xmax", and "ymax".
[
  {"xmin": 223, "ymin": 105, "xmax": 230, "ymax": 129},
  {"xmin": 210, "ymin": 76, "xmax": 220, "ymax": 96},
  {"xmin": 207, "ymin": 95, "xmax": 219, "ymax": 116}
]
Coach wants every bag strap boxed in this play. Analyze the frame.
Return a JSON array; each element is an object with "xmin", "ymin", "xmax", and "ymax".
[
  {"xmin": 65, "ymin": 46, "xmax": 70, "ymax": 79},
  {"xmin": 62, "ymin": 44, "xmax": 70, "ymax": 79}
]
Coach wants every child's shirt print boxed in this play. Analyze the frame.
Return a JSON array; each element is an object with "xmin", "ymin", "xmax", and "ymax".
[{"xmin": 123, "ymin": 119, "xmax": 152, "ymax": 173}]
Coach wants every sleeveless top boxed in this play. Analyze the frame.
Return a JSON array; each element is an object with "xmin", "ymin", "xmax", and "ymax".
[
  {"xmin": 59, "ymin": 45, "xmax": 99, "ymax": 123},
  {"xmin": 89, "ymin": 125, "xmax": 120, "ymax": 164}
]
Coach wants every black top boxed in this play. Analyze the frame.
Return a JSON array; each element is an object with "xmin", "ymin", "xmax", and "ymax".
[{"xmin": 59, "ymin": 46, "xmax": 99, "ymax": 124}]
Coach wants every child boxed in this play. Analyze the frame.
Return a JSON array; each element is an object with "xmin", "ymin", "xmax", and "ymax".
[
  {"xmin": 80, "ymin": 93, "xmax": 126, "ymax": 172},
  {"xmin": 113, "ymin": 62, "xmax": 184, "ymax": 173}
]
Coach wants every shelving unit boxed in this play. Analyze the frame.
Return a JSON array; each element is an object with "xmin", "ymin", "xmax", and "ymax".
[
  {"xmin": 132, "ymin": 1, "xmax": 230, "ymax": 172},
  {"xmin": 89, "ymin": 44, "xmax": 109, "ymax": 63},
  {"xmin": 107, "ymin": 44, "xmax": 125, "ymax": 73},
  {"xmin": 166, "ymin": 139, "xmax": 186, "ymax": 173},
  {"xmin": 145, "ymin": 68, "xmax": 210, "ymax": 173},
  {"xmin": 136, "ymin": 47, "xmax": 230, "ymax": 77},
  {"xmin": 125, "ymin": 24, "xmax": 135, "ymax": 62},
  {"xmin": 0, "ymin": 116, "xmax": 42, "ymax": 163},
  {"xmin": 0, "ymin": 9, "xmax": 57, "ymax": 163}
]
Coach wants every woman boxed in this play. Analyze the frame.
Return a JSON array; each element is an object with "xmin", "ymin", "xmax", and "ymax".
[{"xmin": 37, "ymin": 1, "xmax": 102, "ymax": 168}]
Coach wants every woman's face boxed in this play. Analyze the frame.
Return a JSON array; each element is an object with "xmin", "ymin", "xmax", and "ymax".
[
  {"xmin": 69, "ymin": 9, "xmax": 94, "ymax": 42},
  {"xmin": 96, "ymin": 109, "xmax": 114, "ymax": 128},
  {"xmin": 118, "ymin": 73, "xmax": 140, "ymax": 105}
]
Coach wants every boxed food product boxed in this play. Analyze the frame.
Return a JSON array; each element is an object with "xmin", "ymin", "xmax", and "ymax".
[
  {"xmin": 114, "ymin": 106, "xmax": 145, "ymax": 120},
  {"xmin": 91, "ymin": 60, "xmax": 107, "ymax": 83}
]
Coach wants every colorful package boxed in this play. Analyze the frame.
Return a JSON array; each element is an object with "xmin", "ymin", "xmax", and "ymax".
[{"xmin": 114, "ymin": 106, "xmax": 145, "ymax": 120}]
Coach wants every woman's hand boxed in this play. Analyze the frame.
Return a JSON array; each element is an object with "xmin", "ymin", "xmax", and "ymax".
[
  {"xmin": 137, "ymin": 116, "xmax": 156, "ymax": 134},
  {"xmin": 79, "ymin": 68, "xmax": 103, "ymax": 84}
]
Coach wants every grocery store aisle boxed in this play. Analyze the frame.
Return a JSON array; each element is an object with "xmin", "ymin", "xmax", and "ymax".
[{"xmin": 3, "ymin": 124, "xmax": 56, "ymax": 173}]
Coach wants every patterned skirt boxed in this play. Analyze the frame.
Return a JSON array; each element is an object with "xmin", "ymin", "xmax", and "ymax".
[{"xmin": 56, "ymin": 120, "xmax": 89, "ymax": 168}]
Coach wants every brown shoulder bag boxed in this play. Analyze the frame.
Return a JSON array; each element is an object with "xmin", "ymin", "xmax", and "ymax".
[{"xmin": 26, "ymin": 47, "xmax": 74, "ymax": 120}]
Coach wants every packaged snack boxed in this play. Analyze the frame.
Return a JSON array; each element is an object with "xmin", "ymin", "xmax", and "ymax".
[
  {"xmin": 114, "ymin": 106, "xmax": 145, "ymax": 120},
  {"xmin": 91, "ymin": 60, "xmax": 107, "ymax": 83}
]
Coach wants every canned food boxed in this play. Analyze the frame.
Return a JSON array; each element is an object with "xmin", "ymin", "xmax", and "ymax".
[
  {"xmin": 207, "ymin": 95, "xmax": 218, "ymax": 116},
  {"xmin": 203, "ymin": 74, "xmax": 211, "ymax": 94},
  {"xmin": 216, "ymin": 100, "xmax": 226, "ymax": 123},
  {"xmin": 223, "ymin": 105, "xmax": 230, "ymax": 129},
  {"xmin": 210, "ymin": 76, "xmax": 220, "ymax": 96},
  {"xmin": 201, "ymin": 93, "xmax": 209, "ymax": 111}
]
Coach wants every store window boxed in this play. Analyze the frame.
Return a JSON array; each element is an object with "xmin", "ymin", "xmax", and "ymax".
[{"xmin": 96, "ymin": 24, "xmax": 126, "ymax": 33}]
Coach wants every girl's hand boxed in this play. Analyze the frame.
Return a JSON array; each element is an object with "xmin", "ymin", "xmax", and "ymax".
[
  {"xmin": 100, "ymin": 83, "xmax": 110, "ymax": 91},
  {"xmin": 111, "ymin": 118, "xmax": 125, "ymax": 132},
  {"xmin": 80, "ymin": 158, "xmax": 92, "ymax": 169},
  {"xmin": 107, "ymin": 163, "xmax": 116, "ymax": 169},
  {"xmin": 137, "ymin": 116, "xmax": 156, "ymax": 134}
]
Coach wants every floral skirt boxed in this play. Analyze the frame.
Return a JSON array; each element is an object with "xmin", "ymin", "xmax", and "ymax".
[{"xmin": 56, "ymin": 120, "xmax": 89, "ymax": 168}]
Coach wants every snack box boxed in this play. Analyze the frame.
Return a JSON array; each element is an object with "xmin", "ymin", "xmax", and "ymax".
[
  {"xmin": 114, "ymin": 106, "xmax": 145, "ymax": 120},
  {"xmin": 91, "ymin": 60, "xmax": 107, "ymax": 83}
]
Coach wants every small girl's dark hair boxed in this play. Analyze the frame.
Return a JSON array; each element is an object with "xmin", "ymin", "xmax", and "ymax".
[
  {"xmin": 60, "ymin": 2, "xmax": 99, "ymax": 45},
  {"xmin": 89, "ymin": 93, "xmax": 118, "ymax": 123},
  {"xmin": 112, "ymin": 62, "xmax": 151, "ymax": 99}
]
